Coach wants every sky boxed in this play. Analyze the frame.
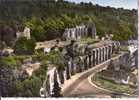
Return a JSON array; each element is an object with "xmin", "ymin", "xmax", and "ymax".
[{"xmin": 66, "ymin": 0, "xmax": 137, "ymax": 9}]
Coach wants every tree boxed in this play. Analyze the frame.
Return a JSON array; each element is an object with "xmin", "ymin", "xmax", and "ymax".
[
  {"xmin": 14, "ymin": 37, "xmax": 36, "ymax": 55},
  {"xmin": 15, "ymin": 76, "xmax": 42, "ymax": 97},
  {"xmin": 44, "ymin": 17, "xmax": 64, "ymax": 40},
  {"xmin": 25, "ymin": 17, "xmax": 46, "ymax": 41}
]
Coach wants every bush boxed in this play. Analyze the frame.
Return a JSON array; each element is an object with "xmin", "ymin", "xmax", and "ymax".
[
  {"xmin": 14, "ymin": 37, "xmax": 36, "ymax": 55},
  {"xmin": 16, "ymin": 76, "xmax": 42, "ymax": 97},
  {"xmin": 0, "ymin": 56, "xmax": 17, "ymax": 68}
]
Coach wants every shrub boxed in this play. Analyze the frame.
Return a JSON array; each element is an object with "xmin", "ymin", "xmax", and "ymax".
[{"xmin": 14, "ymin": 37, "xmax": 36, "ymax": 55}]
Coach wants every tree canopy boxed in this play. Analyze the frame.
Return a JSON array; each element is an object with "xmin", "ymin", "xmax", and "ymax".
[{"xmin": 0, "ymin": 0, "xmax": 137, "ymax": 41}]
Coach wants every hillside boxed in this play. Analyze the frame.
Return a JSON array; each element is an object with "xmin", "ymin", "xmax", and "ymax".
[{"xmin": 0, "ymin": 0, "xmax": 137, "ymax": 44}]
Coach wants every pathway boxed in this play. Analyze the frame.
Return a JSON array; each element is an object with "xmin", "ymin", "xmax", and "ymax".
[{"xmin": 62, "ymin": 54, "xmax": 123, "ymax": 97}]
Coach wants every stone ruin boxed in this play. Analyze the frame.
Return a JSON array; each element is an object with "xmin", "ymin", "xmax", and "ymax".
[
  {"xmin": 40, "ymin": 66, "xmax": 62, "ymax": 97},
  {"xmin": 16, "ymin": 26, "xmax": 31, "ymax": 39},
  {"xmin": 63, "ymin": 24, "xmax": 96, "ymax": 40},
  {"xmin": 40, "ymin": 40, "xmax": 121, "ymax": 97},
  {"xmin": 0, "ymin": 26, "xmax": 30, "ymax": 50}
]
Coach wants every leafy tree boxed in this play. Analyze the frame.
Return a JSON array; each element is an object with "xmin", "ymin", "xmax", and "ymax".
[
  {"xmin": 25, "ymin": 17, "xmax": 45, "ymax": 41},
  {"xmin": 16, "ymin": 76, "xmax": 42, "ymax": 97},
  {"xmin": 14, "ymin": 37, "xmax": 36, "ymax": 55},
  {"xmin": 0, "ymin": 0, "xmax": 137, "ymax": 41}
]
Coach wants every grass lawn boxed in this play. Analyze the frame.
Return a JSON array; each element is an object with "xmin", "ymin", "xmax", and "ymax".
[
  {"xmin": 77, "ymin": 37, "xmax": 99, "ymax": 44},
  {"xmin": 91, "ymin": 73, "xmax": 136, "ymax": 95},
  {"xmin": 120, "ymin": 46, "xmax": 129, "ymax": 52}
]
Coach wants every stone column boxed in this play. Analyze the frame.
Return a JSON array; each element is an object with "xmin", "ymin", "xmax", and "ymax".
[
  {"xmin": 76, "ymin": 28, "xmax": 79, "ymax": 39},
  {"xmin": 65, "ymin": 64, "xmax": 70, "ymax": 80},
  {"xmin": 99, "ymin": 48, "xmax": 101, "ymax": 64},
  {"xmin": 70, "ymin": 57, "xmax": 75, "ymax": 75},
  {"xmin": 97, "ymin": 48, "xmax": 99, "ymax": 64},
  {"xmin": 78, "ymin": 28, "xmax": 80, "ymax": 39},
  {"xmin": 112, "ymin": 43, "xmax": 114, "ymax": 54},
  {"xmin": 118, "ymin": 42, "xmax": 120, "ymax": 47},
  {"xmin": 80, "ymin": 27, "xmax": 83, "ymax": 38},
  {"xmin": 77, "ymin": 27, "xmax": 80, "ymax": 39},
  {"xmin": 93, "ymin": 49, "xmax": 96, "ymax": 66},
  {"xmin": 83, "ymin": 28, "xmax": 85, "ymax": 37},
  {"xmin": 106, "ymin": 46, "xmax": 109, "ymax": 60},
  {"xmin": 67, "ymin": 29, "xmax": 70, "ymax": 39},
  {"xmin": 83, "ymin": 27, "xmax": 85, "ymax": 37},
  {"xmin": 62, "ymin": 71, "xmax": 65, "ymax": 84},
  {"xmin": 47, "ymin": 74, "xmax": 53, "ymax": 96},
  {"xmin": 114, "ymin": 42, "xmax": 117, "ymax": 54},
  {"xmin": 117, "ymin": 42, "xmax": 120, "ymax": 53},
  {"xmin": 107, "ymin": 46, "xmax": 110, "ymax": 59},
  {"xmin": 87, "ymin": 55, "xmax": 90, "ymax": 68},
  {"xmin": 91, "ymin": 50, "xmax": 93, "ymax": 66},
  {"xmin": 84, "ymin": 55, "xmax": 88, "ymax": 70},
  {"xmin": 104, "ymin": 47, "xmax": 107, "ymax": 61},
  {"xmin": 74, "ymin": 28, "xmax": 76, "ymax": 39},
  {"xmin": 96, "ymin": 49, "xmax": 99, "ymax": 65},
  {"xmin": 85, "ymin": 27, "xmax": 87, "ymax": 37},
  {"xmin": 84, "ymin": 27, "xmax": 86, "ymax": 37},
  {"xmin": 58, "ymin": 70, "xmax": 64, "ymax": 84},
  {"xmin": 69, "ymin": 29, "xmax": 71, "ymax": 38},
  {"xmin": 80, "ymin": 56, "xmax": 85, "ymax": 71},
  {"xmin": 108, "ymin": 46, "xmax": 110, "ymax": 59},
  {"xmin": 110, "ymin": 45, "xmax": 113, "ymax": 58},
  {"xmin": 63, "ymin": 70, "xmax": 67, "ymax": 81},
  {"xmin": 86, "ymin": 55, "xmax": 89, "ymax": 68},
  {"xmin": 101, "ymin": 47, "xmax": 103, "ymax": 63},
  {"xmin": 102, "ymin": 47, "xmax": 105, "ymax": 62},
  {"xmin": 46, "ymin": 67, "xmax": 62, "ymax": 97},
  {"xmin": 76, "ymin": 57, "xmax": 82, "ymax": 73},
  {"xmin": 79, "ymin": 28, "xmax": 81, "ymax": 39},
  {"xmin": 51, "ymin": 69, "xmax": 62, "ymax": 97},
  {"xmin": 63, "ymin": 68, "xmax": 68, "ymax": 81},
  {"xmin": 105, "ymin": 46, "xmax": 107, "ymax": 60},
  {"xmin": 68, "ymin": 58, "xmax": 72, "ymax": 77},
  {"xmin": 75, "ymin": 28, "xmax": 77, "ymax": 39},
  {"xmin": 89, "ymin": 54, "xmax": 92, "ymax": 67},
  {"xmin": 72, "ymin": 28, "xmax": 75, "ymax": 39}
]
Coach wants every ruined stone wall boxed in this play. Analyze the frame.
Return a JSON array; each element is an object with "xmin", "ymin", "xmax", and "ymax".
[
  {"xmin": 42, "ymin": 41, "xmax": 121, "ymax": 97},
  {"xmin": 61, "ymin": 41, "xmax": 120, "ymax": 82},
  {"xmin": 63, "ymin": 25, "xmax": 96, "ymax": 40},
  {"xmin": 16, "ymin": 27, "xmax": 31, "ymax": 39}
]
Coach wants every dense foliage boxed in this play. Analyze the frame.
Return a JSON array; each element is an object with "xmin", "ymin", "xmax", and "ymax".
[
  {"xmin": 14, "ymin": 37, "xmax": 36, "ymax": 55},
  {"xmin": 0, "ymin": 0, "xmax": 137, "ymax": 41},
  {"xmin": 0, "ymin": 49, "xmax": 66, "ymax": 97}
]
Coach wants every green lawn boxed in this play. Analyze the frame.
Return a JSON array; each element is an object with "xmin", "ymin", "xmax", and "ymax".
[
  {"xmin": 120, "ymin": 46, "xmax": 129, "ymax": 52},
  {"xmin": 91, "ymin": 73, "xmax": 136, "ymax": 95},
  {"xmin": 77, "ymin": 37, "xmax": 99, "ymax": 44}
]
